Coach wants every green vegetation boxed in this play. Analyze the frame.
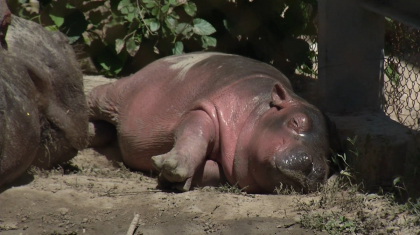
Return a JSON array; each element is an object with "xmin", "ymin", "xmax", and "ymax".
[
  {"xmin": 8, "ymin": 0, "xmax": 217, "ymax": 76},
  {"xmin": 8, "ymin": 0, "xmax": 318, "ymax": 77}
]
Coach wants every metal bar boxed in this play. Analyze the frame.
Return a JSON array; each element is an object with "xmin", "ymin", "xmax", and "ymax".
[{"xmin": 361, "ymin": 0, "xmax": 420, "ymax": 30}]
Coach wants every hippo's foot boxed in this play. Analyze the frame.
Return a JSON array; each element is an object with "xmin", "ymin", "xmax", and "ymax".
[{"xmin": 152, "ymin": 150, "xmax": 198, "ymax": 191}]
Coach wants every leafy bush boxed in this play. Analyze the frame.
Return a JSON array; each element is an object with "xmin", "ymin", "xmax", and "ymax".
[
  {"xmin": 8, "ymin": 0, "xmax": 217, "ymax": 76},
  {"xmin": 8, "ymin": 0, "xmax": 318, "ymax": 77},
  {"xmin": 192, "ymin": 0, "xmax": 318, "ymax": 76}
]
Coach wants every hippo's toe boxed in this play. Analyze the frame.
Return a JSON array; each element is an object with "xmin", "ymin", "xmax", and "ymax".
[{"xmin": 151, "ymin": 150, "xmax": 197, "ymax": 192}]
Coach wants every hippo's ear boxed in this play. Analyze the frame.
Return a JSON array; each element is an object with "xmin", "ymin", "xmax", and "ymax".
[{"xmin": 270, "ymin": 84, "xmax": 292, "ymax": 108}]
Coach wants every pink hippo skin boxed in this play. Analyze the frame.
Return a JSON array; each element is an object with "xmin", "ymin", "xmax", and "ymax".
[{"xmin": 88, "ymin": 52, "xmax": 329, "ymax": 193}]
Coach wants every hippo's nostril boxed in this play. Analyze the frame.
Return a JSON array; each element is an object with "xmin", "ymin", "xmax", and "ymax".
[
  {"xmin": 288, "ymin": 114, "xmax": 311, "ymax": 134},
  {"xmin": 291, "ymin": 118, "xmax": 299, "ymax": 129}
]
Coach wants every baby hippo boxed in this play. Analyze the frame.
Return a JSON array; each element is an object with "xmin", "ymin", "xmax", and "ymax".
[{"xmin": 89, "ymin": 52, "xmax": 330, "ymax": 193}]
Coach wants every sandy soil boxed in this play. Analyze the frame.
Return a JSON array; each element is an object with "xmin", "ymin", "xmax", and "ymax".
[{"xmin": 0, "ymin": 149, "xmax": 322, "ymax": 235}]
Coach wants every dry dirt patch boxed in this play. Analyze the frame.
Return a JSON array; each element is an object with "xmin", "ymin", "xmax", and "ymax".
[{"xmin": 0, "ymin": 149, "xmax": 320, "ymax": 235}]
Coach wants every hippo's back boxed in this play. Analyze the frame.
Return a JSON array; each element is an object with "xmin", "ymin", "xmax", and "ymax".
[{"xmin": 119, "ymin": 52, "xmax": 291, "ymax": 123}]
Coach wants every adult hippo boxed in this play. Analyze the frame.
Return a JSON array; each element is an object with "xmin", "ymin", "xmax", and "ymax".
[
  {"xmin": 0, "ymin": 1, "xmax": 88, "ymax": 186},
  {"xmin": 89, "ymin": 52, "xmax": 329, "ymax": 193}
]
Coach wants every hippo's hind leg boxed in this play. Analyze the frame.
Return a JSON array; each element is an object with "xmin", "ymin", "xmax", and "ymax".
[
  {"xmin": 87, "ymin": 84, "xmax": 123, "ymax": 163},
  {"xmin": 88, "ymin": 120, "xmax": 124, "ymax": 163},
  {"xmin": 89, "ymin": 120, "xmax": 117, "ymax": 147},
  {"xmin": 152, "ymin": 110, "xmax": 216, "ymax": 191}
]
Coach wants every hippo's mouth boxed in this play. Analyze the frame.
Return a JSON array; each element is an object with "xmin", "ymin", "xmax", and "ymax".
[
  {"xmin": 275, "ymin": 165, "xmax": 309, "ymax": 192},
  {"xmin": 273, "ymin": 147, "xmax": 328, "ymax": 193},
  {"xmin": 275, "ymin": 163, "xmax": 326, "ymax": 193}
]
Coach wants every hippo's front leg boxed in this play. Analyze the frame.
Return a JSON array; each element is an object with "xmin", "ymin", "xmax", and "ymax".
[{"xmin": 152, "ymin": 110, "xmax": 216, "ymax": 191}]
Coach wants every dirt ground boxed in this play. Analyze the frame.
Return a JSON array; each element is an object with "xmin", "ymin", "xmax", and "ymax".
[
  {"xmin": 0, "ymin": 148, "xmax": 326, "ymax": 235},
  {"xmin": 1, "ymin": 76, "xmax": 419, "ymax": 235}
]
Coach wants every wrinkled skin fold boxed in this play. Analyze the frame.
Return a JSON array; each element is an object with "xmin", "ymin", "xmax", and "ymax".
[{"xmin": 89, "ymin": 52, "xmax": 330, "ymax": 193}]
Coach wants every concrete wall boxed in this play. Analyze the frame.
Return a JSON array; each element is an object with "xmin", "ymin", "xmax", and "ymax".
[{"xmin": 318, "ymin": 0, "xmax": 384, "ymax": 113}]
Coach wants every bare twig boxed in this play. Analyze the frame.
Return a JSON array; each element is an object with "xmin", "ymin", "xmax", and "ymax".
[
  {"xmin": 126, "ymin": 213, "xmax": 140, "ymax": 235},
  {"xmin": 136, "ymin": 0, "xmax": 157, "ymax": 36}
]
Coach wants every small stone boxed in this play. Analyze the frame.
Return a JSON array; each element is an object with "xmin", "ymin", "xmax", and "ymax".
[
  {"xmin": 0, "ymin": 222, "xmax": 18, "ymax": 230},
  {"xmin": 58, "ymin": 207, "xmax": 69, "ymax": 215}
]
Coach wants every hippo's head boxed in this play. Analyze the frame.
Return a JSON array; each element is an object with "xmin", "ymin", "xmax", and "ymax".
[{"xmin": 234, "ymin": 84, "xmax": 329, "ymax": 193}]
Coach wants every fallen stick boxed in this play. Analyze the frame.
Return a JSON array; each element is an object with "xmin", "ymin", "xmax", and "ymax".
[{"xmin": 126, "ymin": 213, "xmax": 140, "ymax": 235}]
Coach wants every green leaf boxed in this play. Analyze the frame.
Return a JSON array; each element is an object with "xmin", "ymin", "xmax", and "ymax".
[
  {"xmin": 115, "ymin": 38, "xmax": 125, "ymax": 54},
  {"xmin": 44, "ymin": 25, "xmax": 59, "ymax": 32},
  {"xmin": 144, "ymin": 18, "xmax": 160, "ymax": 32},
  {"xmin": 126, "ymin": 36, "xmax": 140, "ymax": 57},
  {"xmin": 393, "ymin": 176, "xmax": 401, "ymax": 186},
  {"xmin": 150, "ymin": 21, "xmax": 160, "ymax": 32},
  {"xmin": 146, "ymin": 2, "xmax": 157, "ymax": 8},
  {"xmin": 165, "ymin": 16, "xmax": 177, "ymax": 30},
  {"xmin": 175, "ymin": 23, "xmax": 192, "ymax": 35},
  {"xmin": 172, "ymin": 41, "xmax": 184, "ymax": 55},
  {"xmin": 385, "ymin": 63, "xmax": 400, "ymax": 86},
  {"xmin": 161, "ymin": 4, "xmax": 170, "ymax": 13},
  {"xmin": 118, "ymin": 0, "xmax": 131, "ymax": 10},
  {"xmin": 201, "ymin": 36, "xmax": 216, "ymax": 49},
  {"xmin": 49, "ymin": 14, "xmax": 64, "ymax": 27},
  {"xmin": 66, "ymin": 3, "xmax": 75, "ymax": 9},
  {"xmin": 168, "ymin": 0, "xmax": 177, "ymax": 5},
  {"xmin": 151, "ymin": 7, "xmax": 159, "ymax": 16},
  {"xmin": 184, "ymin": 2, "xmax": 197, "ymax": 17},
  {"xmin": 121, "ymin": 5, "xmax": 136, "ymax": 15},
  {"xmin": 223, "ymin": 19, "xmax": 231, "ymax": 32},
  {"xmin": 170, "ymin": 12, "xmax": 180, "ymax": 19},
  {"xmin": 192, "ymin": 18, "xmax": 216, "ymax": 36},
  {"xmin": 125, "ymin": 13, "xmax": 136, "ymax": 22}
]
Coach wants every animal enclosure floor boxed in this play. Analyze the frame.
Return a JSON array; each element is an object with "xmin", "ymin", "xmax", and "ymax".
[{"xmin": 0, "ymin": 149, "xmax": 320, "ymax": 235}]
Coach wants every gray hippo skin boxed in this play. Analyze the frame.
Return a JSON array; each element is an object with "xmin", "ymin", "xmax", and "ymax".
[
  {"xmin": 89, "ymin": 52, "xmax": 329, "ymax": 193},
  {"xmin": 0, "ymin": 1, "xmax": 88, "ymax": 186}
]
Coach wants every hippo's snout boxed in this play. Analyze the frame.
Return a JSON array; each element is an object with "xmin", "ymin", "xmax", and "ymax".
[
  {"xmin": 277, "ymin": 151, "xmax": 313, "ymax": 175},
  {"xmin": 275, "ymin": 149, "xmax": 328, "ymax": 192}
]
